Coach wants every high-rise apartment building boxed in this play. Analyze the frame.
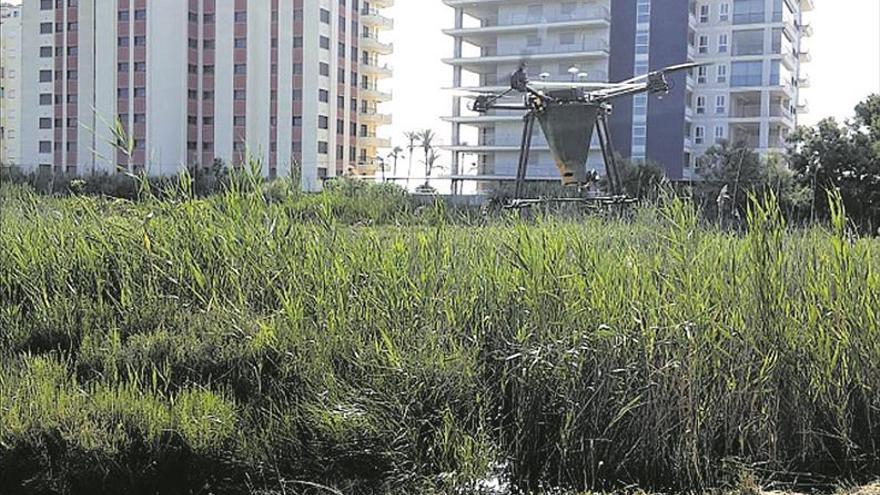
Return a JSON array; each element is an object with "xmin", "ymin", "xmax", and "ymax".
[
  {"xmin": 16, "ymin": 0, "xmax": 393, "ymax": 191},
  {"xmin": 0, "ymin": 3, "xmax": 22, "ymax": 166},
  {"xmin": 443, "ymin": 0, "xmax": 811, "ymax": 184},
  {"xmin": 609, "ymin": 0, "xmax": 812, "ymax": 179}
]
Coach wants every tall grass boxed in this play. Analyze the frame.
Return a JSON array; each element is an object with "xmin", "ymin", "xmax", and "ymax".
[{"xmin": 0, "ymin": 180, "xmax": 878, "ymax": 494}]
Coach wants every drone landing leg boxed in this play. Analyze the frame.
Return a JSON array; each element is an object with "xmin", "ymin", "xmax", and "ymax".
[
  {"xmin": 596, "ymin": 113, "xmax": 622, "ymax": 196},
  {"xmin": 514, "ymin": 111, "xmax": 536, "ymax": 200}
]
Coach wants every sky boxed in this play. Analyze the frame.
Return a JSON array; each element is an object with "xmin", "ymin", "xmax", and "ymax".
[{"xmin": 384, "ymin": 0, "xmax": 880, "ymax": 149}]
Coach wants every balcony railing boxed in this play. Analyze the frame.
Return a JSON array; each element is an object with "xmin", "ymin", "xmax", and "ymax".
[
  {"xmin": 484, "ymin": 39, "xmax": 609, "ymax": 57},
  {"xmin": 487, "ymin": 6, "xmax": 610, "ymax": 27}
]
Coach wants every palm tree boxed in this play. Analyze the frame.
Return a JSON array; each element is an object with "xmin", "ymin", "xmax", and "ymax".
[
  {"xmin": 387, "ymin": 146, "xmax": 404, "ymax": 182},
  {"xmin": 417, "ymin": 129, "xmax": 437, "ymax": 186},
  {"xmin": 404, "ymin": 131, "xmax": 419, "ymax": 188}
]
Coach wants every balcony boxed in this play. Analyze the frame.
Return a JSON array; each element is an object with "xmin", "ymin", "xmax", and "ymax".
[
  {"xmin": 798, "ymin": 74, "xmax": 810, "ymax": 88},
  {"xmin": 370, "ymin": 0, "xmax": 394, "ymax": 9},
  {"xmin": 443, "ymin": 40, "xmax": 609, "ymax": 71},
  {"xmin": 360, "ymin": 61, "xmax": 393, "ymax": 78},
  {"xmin": 444, "ymin": 6, "xmax": 610, "ymax": 42},
  {"xmin": 359, "ymin": 134, "xmax": 391, "ymax": 149},
  {"xmin": 361, "ymin": 33, "xmax": 393, "ymax": 55},
  {"xmin": 360, "ymin": 84, "xmax": 393, "ymax": 102},
  {"xmin": 360, "ymin": 8, "xmax": 393, "ymax": 30},
  {"xmin": 799, "ymin": 46, "xmax": 812, "ymax": 62},
  {"xmin": 359, "ymin": 109, "xmax": 392, "ymax": 125},
  {"xmin": 442, "ymin": 114, "xmax": 525, "ymax": 126}
]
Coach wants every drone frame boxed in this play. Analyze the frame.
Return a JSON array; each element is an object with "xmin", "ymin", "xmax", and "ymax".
[{"xmin": 470, "ymin": 63, "xmax": 700, "ymax": 208}]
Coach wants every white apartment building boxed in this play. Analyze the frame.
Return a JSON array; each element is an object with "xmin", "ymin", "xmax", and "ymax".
[
  {"xmin": 0, "ymin": 3, "xmax": 22, "ymax": 166},
  {"xmin": 685, "ymin": 0, "xmax": 812, "ymax": 175},
  {"xmin": 442, "ymin": 0, "xmax": 612, "ymax": 185},
  {"xmin": 16, "ymin": 0, "xmax": 393, "ymax": 191}
]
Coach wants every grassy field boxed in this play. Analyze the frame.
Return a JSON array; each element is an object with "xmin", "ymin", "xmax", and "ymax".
[{"xmin": 1, "ymin": 179, "xmax": 879, "ymax": 494}]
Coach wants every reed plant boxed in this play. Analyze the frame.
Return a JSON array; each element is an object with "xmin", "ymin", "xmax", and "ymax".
[{"xmin": 0, "ymin": 178, "xmax": 878, "ymax": 494}]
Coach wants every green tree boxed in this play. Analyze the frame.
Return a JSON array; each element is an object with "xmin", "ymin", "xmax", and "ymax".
[
  {"xmin": 695, "ymin": 141, "xmax": 768, "ymax": 219},
  {"xmin": 787, "ymin": 94, "xmax": 880, "ymax": 227},
  {"xmin": 616, "ymin": 159, "xmax": 666, "ymax": 199}
]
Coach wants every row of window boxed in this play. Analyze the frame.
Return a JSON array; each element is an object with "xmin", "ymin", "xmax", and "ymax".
[{"xmin": 692, "ymin": 125, "xmax": 727, "ymax": 145}]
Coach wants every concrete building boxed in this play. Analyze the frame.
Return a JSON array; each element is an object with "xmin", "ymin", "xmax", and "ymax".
[
  {"xmin": 442, "ymin": 0, "xmax": 812, "ymax": 184},
  {"xmin": 609, "ymin": 0, "xmax": 813, "ymax": 179},
  {"xmin": 16, "ymin": 0, "xmax": 393, "ymax": 190},
  {"xmin": 0, "ymin": 3, "xmax": 22, "ymax": 166}
]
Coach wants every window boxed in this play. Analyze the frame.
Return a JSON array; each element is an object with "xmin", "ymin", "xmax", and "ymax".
[
  {"xmin": 694, "ymin": 126, "xmax": 705, "ymax": 145},
  {"xmin": 320, "ymin": 8, "xmax": 330, "ymax": 23},
  {"xmin": 715, "ymin": 95, "xmax": 727, "ymax": 114},
  {"xmin": 134, "ymin": 9, "xmax": 146, "ymax": 20},
  {"xmin": 40, "ymin": 22, "xmax": 53, "ymax": 34},
  {"xmin": 319, "ymin": 89, "xmax": 329, "ymax": 102},
  {"xmin": 204, "ymin": 13, "xmax": 215, "ymax": 23},
  {"xmin": 319, "ymin": 63, "xmax": 330, "ymax": 76},
  {"xmin": 39, "ymin": 93, "xmax": 53, "ymax": 105},
  {"xmin": 40, "ymin": 46, "xmax": 53, "ymax": 58},
  {"xmin": 318, "ymin": 141, "xmax": 329, "ymax": 154},
  {"xmin": 719, "ymin": 3, "xmax": 730, "ymax": 21},
  {"xmin": 134, "ymin": 36, "xmax": 146, "ymax": 46},
  {"xmin": 234, "ymin": 116, "xmax": 246, "ymax": 126},
  {"xmin": 293, "ymin": 116, "xmax": 302, "ymax": 127},
  {"xmin": 700, "ymin": 4, "xmax": 710, "ymax": 22},
  {"xmin": 696, "ymin": 95, "xmax": 706, "ymax": 114},
  {"xmin": 68, "ymin": 117, "xmax": 77, "ymax": 128},
  {"xmin": 134, "ymin": 114, "xmax": 145, "ymax": 123},
  {"xmin": 118, "ymin": 88, "xmax": 129, "ymax": 98},
  {"xmin": 204, "ymin": 65, "xmax": 214, "ymax": 74},
  {"xmin": 119, "ymin": 62, "xmax": 130, "ymax": 72},
  {"xmin": 636, "ymin": 0, "xmax": 651, "ymax": 23},
  {"xmin": 234, "ymin": 90, "xmax": 246, "ymax": 100},
  {"xmin": 715, "ymin": 126, "xmax": 725, "ymax": 143},
  {"xmin": 134, "ymin": 62, "xmax": 146, "ymax": 72},
  {"xmin": 234, "ymin": 64, "xmax": 246, "ymax": 75},
  {"xmin": 203, "ymin": 90, "xmax": 214, "ymax": 100},
  {"xmin": 235, "ymin": 38, "xmax": 246, "ymax": 48},
  {"xmin": 133, "ymin": 87, "xmax": 146, "ymax": 97},
  {"xmin": 293, "ymin": 37, "xmax": 303, "ymax": 48},
  {"xmin": 234, "ymin": 11, "xmax": 247, "ymax": 22},
  {"xmin": 204, "ymin": 39, "xmax": 215, "ymax": 49},
  {"xmin": 527, "ymin": 4, "xmax": 543, "ymax": 21},
  {"xmin": 732, "ymin": 29, "xmax": 763, "ymax": 56},
  {"xmin": 318, "ymin": 115, "xmax": 329, "ymax": 129},
  {"xmin": 633, "ymin": 94, "xmax": 648, "ymax": 116},
  {"xmin": 733, "ymin": 0, "xmax": 765, "ymax": 24},
  {"xmin": 718, "ymin": 34, "xmax": 729, "ymax": 53},
  {"xmin": 40, "ymin": 0, "xmax": 52, "ymax": 9},
  {"xmin": 337, "ymin": 119, "xmax": 344, "ymax": 133},
  {"xmin": 632, "ymin": 125, "xmax": 647, "ymax": 147},
  {"xmin": 555, "ymin": 32, "xmax": 577, "ymax": 47},
  {"xmin": 697, "ymin": 66, "xmax": 708, "ymax": 84},
  {"xmin": 717, "ymin": 64, "xmax": 728, "ymax": 83},
  {"xmin": 39, "ymin": 118, "xmax": 52, "ymax": 129},
  {"xmin": 731, "ymin": 60, "xmax": 763, "ymax": 87},
  {"xmin": 39, "ymin": 141, "xmax": 52, "ymax": 153},
  {"xmin": 320, "ymin": 36, "xmax": 330, "ymax": 49},
  {"xmin": 698, "ymin": 35, "xmax": 709, "ymax": 54}
]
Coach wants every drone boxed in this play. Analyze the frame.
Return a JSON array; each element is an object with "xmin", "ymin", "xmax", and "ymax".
[{"xmin": 467, "ymin": 62, "xmax": 701, "ymax": 208}]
